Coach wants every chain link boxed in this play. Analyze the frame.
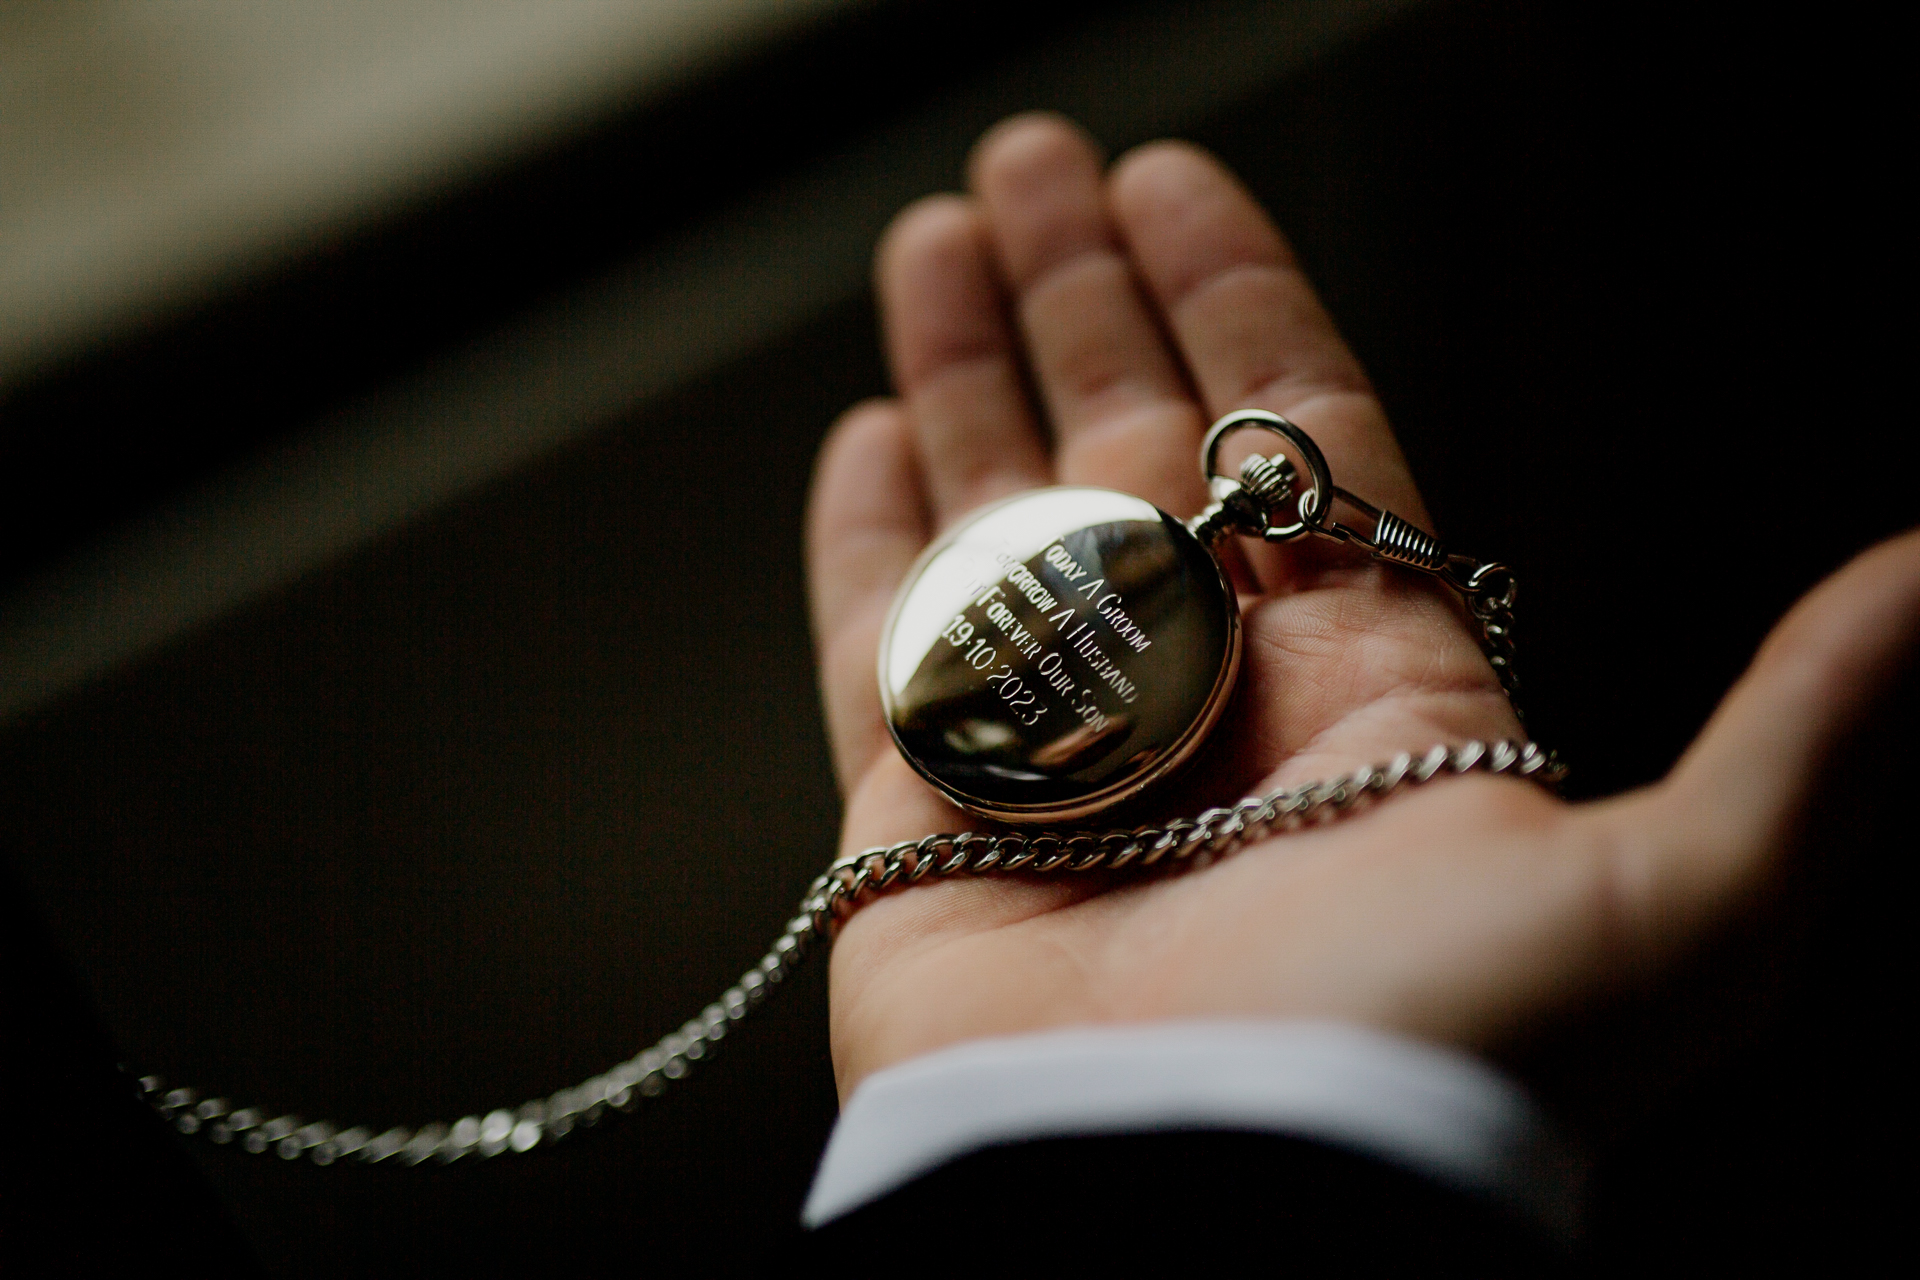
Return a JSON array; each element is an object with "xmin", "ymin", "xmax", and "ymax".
[{"xmin": 135, "ymin": 737, "xmax": 1564, "ymax": 1167}]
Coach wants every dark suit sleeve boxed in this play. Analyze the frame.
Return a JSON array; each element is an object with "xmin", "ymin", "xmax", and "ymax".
[{"xmin": 808, "ymin": 1129, "xmax": 1572, "ymax": 1274}]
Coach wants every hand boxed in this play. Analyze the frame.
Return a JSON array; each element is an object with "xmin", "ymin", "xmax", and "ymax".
[{"xmin": 805, "ymin": 114, "xmax": 1920, "ymax": 1098}]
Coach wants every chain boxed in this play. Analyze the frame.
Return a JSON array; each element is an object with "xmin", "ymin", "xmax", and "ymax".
[
  {"xmin": 1456, "ymin": 560, "xmax": 1521, "ymax": 707},
  {"xmin": 136, "ymin": 737, "xmax": 1564, "ymax": 1166},
  {"xmin": 138, "ymin": 410, "xmax": 1554, "ymax": 1167}
]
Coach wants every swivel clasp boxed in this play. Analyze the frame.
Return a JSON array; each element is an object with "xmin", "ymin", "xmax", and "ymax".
[{"xmin": 1191, "ymin": 409, "xmax": 1447, "ymax": 577}]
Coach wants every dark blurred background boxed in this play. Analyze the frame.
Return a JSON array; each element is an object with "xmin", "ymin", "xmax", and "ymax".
[{"xmin": 1, "ymin": 0, "xmax": 1908, "ymax": 1272}]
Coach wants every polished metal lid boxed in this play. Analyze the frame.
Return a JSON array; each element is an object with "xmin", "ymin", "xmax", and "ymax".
[{"xmin": 879, "ymin": 487, "xmax": 1240, "ymax": 824}]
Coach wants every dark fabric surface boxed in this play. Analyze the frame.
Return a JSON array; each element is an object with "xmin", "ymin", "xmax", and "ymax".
[
  {"xmin": 809, "ymin": 1130, "xmax": 1571, "ymax": 1274},
  {"xmin": 1, "ymin": 853, "xmax": 263, "ymax": 1275}
]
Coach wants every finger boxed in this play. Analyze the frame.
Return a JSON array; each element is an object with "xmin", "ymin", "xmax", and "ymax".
[
  {"xmin": 1109, "ymin": 141, "xmax": 1427, "ymax": 527},
  {"xmin": 969, "ymin": 114, "xmax": 1208, "ymax": 515},
  {"xmin": 878, "ymin": 194, "xmax": 1053, "ymax": 527},
  {"xmin": 1609, "ymin": 530, "xmax": 1920, "ymax": 962},
  {"xmin": 806, "ymin": 399, "xmax": 931, "ymax": 789}
]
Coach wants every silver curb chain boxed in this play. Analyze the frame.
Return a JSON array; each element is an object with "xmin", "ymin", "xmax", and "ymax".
[
  {"xmin": 136, "ymin": 736, "xmax": 1564, "ymax": 1167},
  {"xmin": 137, "ymin": 414, "xmax": 1554, "ymax": 1169}
]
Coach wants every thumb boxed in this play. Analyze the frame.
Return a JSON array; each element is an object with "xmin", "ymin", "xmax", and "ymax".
[{"xmin": 1605, "ymin": 529, "xmax": 1920, "ymax": 956}]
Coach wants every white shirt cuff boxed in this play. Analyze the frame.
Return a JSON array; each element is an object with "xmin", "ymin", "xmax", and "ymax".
[{"xmin": 803, "ymin": 1019, "xmax": 1581, "ymax": 1239}]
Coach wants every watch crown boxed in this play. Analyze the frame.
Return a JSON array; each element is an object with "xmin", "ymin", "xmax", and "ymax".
[{"xmin": 1237, "ymin": 451, "xmax": 1296, "ymax": 509}]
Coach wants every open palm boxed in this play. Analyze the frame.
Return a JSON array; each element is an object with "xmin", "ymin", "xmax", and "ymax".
[{"xmin": 805, "ymin": 115, "xmax": 1920, "ymax": 1096}]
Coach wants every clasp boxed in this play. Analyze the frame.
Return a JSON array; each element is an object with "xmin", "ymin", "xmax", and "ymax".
[{"xmin": 1192, "ymin": 410, "xmax": 1447, "ymax": 575}]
